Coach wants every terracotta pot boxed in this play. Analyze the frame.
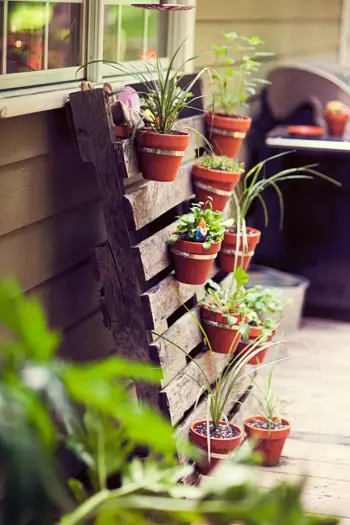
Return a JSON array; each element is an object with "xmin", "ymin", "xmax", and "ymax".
[
  {"xmin": 192, "ymin": 164, "xmax": 242, "ymax": 212},
  {"xmin": 201, "ymin": 306, "xmax": 243, "ymax": 355},
  {"xmin": 136, "ymin": 129, "xmax": 190, "ymax": 182},
  {"xmin": 219, "ymin": 227, "xmax": 261, "ymax": 273},
  {"xmin": 244, "ymin": 416, "xmax": 291, "ymax": 466},
  {"xmin": 206, "ymin": 113, "xmax": 252, "ymax": 158},
  {"xmin": 114, "ymin": 124, "xmax": 133, "ymax": 138},
  {"xmin": 324, "ymin": 110, "xmax": 349, "ymax": 137},
  {"xmin": 237, "ymin": 327, "xmax": 274, "ymax": 365},
  {"xmin": 171, "ymin": 239, "xmax": 221, "ymax": 285},
  {"xmin": 190, "ymin": 419, "xmax": 242, "ymax": 474}
]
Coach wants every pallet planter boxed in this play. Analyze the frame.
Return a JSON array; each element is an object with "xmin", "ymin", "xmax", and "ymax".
[{"xmin": 68, "ymin": 78, "xmax": 253, "ymax": 467}]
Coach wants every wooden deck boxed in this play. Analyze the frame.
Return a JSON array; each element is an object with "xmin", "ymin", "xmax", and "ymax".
[{"xmin": 255, "ymin": 318, "xmax": 350, "ymax": 522}]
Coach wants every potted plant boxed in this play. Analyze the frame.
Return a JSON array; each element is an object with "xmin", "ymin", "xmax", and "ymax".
[
  {"xmin": 324, "ymin": 100, "xmax": 350, "ymax": 137},
  {"xmin": 244, "ymin": 358, "xmax": 291, "ymax": 466},
  {"xmin": 192, "ymin": 155, "xmax": 245, "ymax": 212},
  {"xmin": 201, "ymin": 267, "xmax": 250, "ymax": 355},
  {"xmin": 166, "ymin": 200, "xmax": 232, "ymax": 285},
  {"xmin": 207, "ymin": 33, "xmax": 273, "ymax": 157},
  {"xmin": 219, "ymin": 153, "xmax": 341, "ymax": 273},
  {"xmin": 237, "ymin": 285, "xmax": 286, "ymax": 364}
]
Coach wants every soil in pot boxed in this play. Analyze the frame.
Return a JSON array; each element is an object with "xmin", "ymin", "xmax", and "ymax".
[
  {"xmin": 190, "ymin": 420, "xmax": 242, "ymax": 475},
  {"xmin": 171, "ymin": 239, "xmax": 221, "ymax": 285},
  {"xmin": 219, "ymin": 227, "xmax": 261, "ymax": 273},
  {"xmin": 324, "ymin": 111, "xmax": 349, "ymax": 137},
  {"xmin": 237, "ymin": 326, "xmax": 273, "ymax": 364},
  {"xmin": 136, "ymin": 129, "xmax": 190, "ymax": 182},
  {"xmin": 192, "ymin": 164, "xmax": 242, "ymax": 212},
  {"xmin": 244, "ymin": 416, "xmax": 291, "ymax": 467},
  {"xmin": 206, "ymin": 113, "xmax": 252, "ymax": 158},
  {"xmin": 202, "ymin": 306, "xmax": 243, "ymax": 354}
]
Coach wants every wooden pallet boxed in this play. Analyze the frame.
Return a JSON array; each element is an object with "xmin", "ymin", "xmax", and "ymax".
[{"xmin": 68, "ymin": 78, "xmax": 253, "ymax": 449}]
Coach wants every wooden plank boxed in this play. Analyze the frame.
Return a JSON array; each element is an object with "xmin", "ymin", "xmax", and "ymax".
[
  {"xmin": 123, "ymin": 159, "xmax": 194, "ymax": 231},
  {"xmin": 0, "ymin": 112, "xmax": 50, "ymax": 167},
  {"xmin": 0, "ymin": 155, "xmax": 98, "ymax": 236},
  {"xmin": 263, "ymin": 456, "xmax": 350, "ymax": 483},
  {"xmin": 59, "ymin": 310, "xmax": 115, "ymax": 362},
  {"xmin": 150, "ymin": 307, "xmax": 202, "ymax": 386},
  {"xmin": 0, "ymin": 200, "xmax": 106, "ymax": 292},
  {"xmin": 132, "ymin": 221, "xmax": 177, "ymax": 282},
  {"xmin": 141, "ymin": 275, "xmax": 201, "ymax": 330},
  {"xmin": 27, "ymin": 260, "xmax": 99, "ymax": 332}
]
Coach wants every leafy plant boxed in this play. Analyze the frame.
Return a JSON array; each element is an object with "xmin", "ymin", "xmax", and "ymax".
[
  {"xmin": 241, "ymin": 285, "xmax": 288, "ymax": 339},
  {"xmin": 196, "ymin": 154, "xmax": 245, "ymax": 173},
  {"xmin": 211, "ymin": 33, "xmax": 274, "ymax": 115},
  {"xmin": 325, "ymin": 100, "xmax": 350, "ymax": 115},
  {"xmin": 167, "ymin": 199, "xmax": 233, "ymax": 249}
]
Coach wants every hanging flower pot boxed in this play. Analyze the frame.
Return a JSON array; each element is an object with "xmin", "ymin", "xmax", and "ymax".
[
  {"xmin": 170, "ymin": 239, "xmax": 221, "ymax": 285},
  {"xmin": 192, "ymin": 156, "xmax": 244, "ymax": 212},
  {"xmin": 206, "ymin": 113, "xmax": 252, "ymax": 158},
  {"xmin": 114, "ymin": 124, "xmax": 133, "ymax": 138},
  {"xmin": 190, "ymin": 419, "xmax": 242, "ymax": 474},
  {"xmin": 136, "ymin": 129, "xmax": 190, "ymax": 182},
  {"xmin": 324, "ymin": 101, "xmax": 350, "ymax": 137},
  {"xmin": 244, "ymin": 416, "xmax": 291, "ymax": 466},
  {"xmin": 237, "ymin": 326, "xmax": 274, "ymax": 364},
  {"xmin": 219, "ymin": 227, "xmax": 261, "ymax": 273},
  {"xmin": 201, "ymin": 306, "xmax": 243, "ymax": 355}
]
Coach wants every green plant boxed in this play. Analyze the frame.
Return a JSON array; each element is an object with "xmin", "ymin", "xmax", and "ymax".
[
  {"xmin": 167, "ymin": 199, "xmax": 233, "ymax": 249},
  {"xmin": 211, "ymin": 33, "xmax": 273, "ymax": 115},
  {"xmin": 325, "ymin": 100, "xmax": 350, "ymax": 115},
  {"xmin": 0, "ymin": 278, "xmax": 338, "ymax": 525},
  {"xmin": 196, "ymin": 154, "xmax": 245, "ymax": 173},
  {"xmin": 241, "ymin": 285, "xmax": 288, "ymax": 339}
]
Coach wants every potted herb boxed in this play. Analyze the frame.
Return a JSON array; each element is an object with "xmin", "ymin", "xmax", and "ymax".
[
  {"xmin": 244, "ymin": 358, "xmax": 291, "ymax": 466},
  {"xmin": 201, "ymin": 267, "xmax": 249, "ymax": 355},
  {"xmin": 237, "ymin": 285, "xmax": 286, "ymax": 364},
  {"xmin": 324, "ymin": 100, "xmax": 350, "ymax": 137},
  {"xmin": 207, "ymin": 33, "xmax": 273, "ymax": 157},
  {"xmin": 192, "ymin": 155, "xmax": 245, "ymax": 212},
  {"xmin": 167, "ymin": 200, "xmax": 232, "ymax": 285},
  {"xmin": 219, "ymin": 153, "xmax": 341, "ymax": 273}
]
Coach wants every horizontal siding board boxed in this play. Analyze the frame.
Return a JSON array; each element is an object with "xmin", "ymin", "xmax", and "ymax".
[
  {"xmin": 0, "ymin": 200, "xmax": 106, "ymax": 292},
  {"xmin": 0, "ymin": 155, "xmax": 98, "ymax": 236},
  {"xmin": 196, "ymin": 0, "xmax": 342, "ymax": 21},
  {"xmin": 27, "ymin": 261, "xmax": 99, "ymax": 332}
]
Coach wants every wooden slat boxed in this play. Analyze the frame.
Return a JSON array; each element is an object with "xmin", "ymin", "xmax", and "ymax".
[
  {"xmin": 59, "ymin": 310, "xmax": 115, "ymax": 362},
  {"xmin": 150, "ymin": 307, "xmax": 202, "ymax": 386},
  {"xmin": 161, "ymin": 350, "xmax": 235, "ymax": 426},
  {"xmin": 0, "ymin": 200, "xmax": 106, "ymax": 292},
  {"xmin": 0, "ymin": 155, "xmax": 98, "ymax": 236},
  {"xmin": 141, "ymin": 275, "xmax": 201, "ymax": 330},
  {"xmin": 27, "ymin": 261, "xmax": 99, "ymax": 332},
  {"xmin": 0, "ymin": 112, "xmax": 50, "ymax": 167},
  {"xmin": 123, "ymin": 160, "xmax": 194, "ymax": 231},
  {"xmin": 132, "ymin": 221, "xmax": 177, "ymax": 282},
  {"xmin": 262, "ymin": 456, "xmax": 350, "ymax": 483}
]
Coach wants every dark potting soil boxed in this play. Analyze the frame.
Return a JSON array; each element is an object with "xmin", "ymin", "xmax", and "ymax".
[
  {"xmin": 227, "ymin": 227, "xmax": 256, "ymax": 236},
  {"xmin": 195, "ymin": 422, "xmax": 240, "ymax": 439},
  {"xmin": 248, "ymin": 420, "xmax": 288, "ymax": 431}
]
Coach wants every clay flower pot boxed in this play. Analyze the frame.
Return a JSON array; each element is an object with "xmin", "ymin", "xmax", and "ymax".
[
  {"xmin": 324, "ymin": 110, "xmax": 349, "ymax": 137},
  {"xmin": 237, "ymin": 326, "xmax": 274, "ymax": 365},
  {"xmin": 136, "ymin": 129, "xmax": 190, "ymax": 182},
  {"xmin": 244, "ymin": 416, "xmax": 291, "ymax": 466},
  {"xmin": 206, "ymin": 113, "xmax": 252, "ymax": 158},
  {"xmin": 114, "ymin": 124, "xmax": 133, "ymax": 138},
  {"xmin": 192, "ymin": 164, "xmax": 242, "ymax": 212},
  {"xmin": 190, "ymin": 419, "xmax": 242, "ymax": 474},
  {"xmin": 171, "ymin": 239, "xmax": 221, "ymax": 285},
  {"xmin": 201, "ymin": 306, "xmax": 243, "ymax": 354},
  {"xmin": 219, "ymin": 227, "xmax": 261, "ymax": 273}
]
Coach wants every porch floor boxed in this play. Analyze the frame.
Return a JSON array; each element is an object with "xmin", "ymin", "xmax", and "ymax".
[{"xmin": 256, "ymin": 318, "xmax": 350, "ymax": 523}]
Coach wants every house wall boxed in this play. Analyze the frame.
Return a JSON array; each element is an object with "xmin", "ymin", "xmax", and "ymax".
[
  {"xmin": 0, "ymin": 109, "xmax": 115, "ymax": 361},
  {"xmin": 195, "ymin": 0, "xmax": 342, "ymax": 75}
]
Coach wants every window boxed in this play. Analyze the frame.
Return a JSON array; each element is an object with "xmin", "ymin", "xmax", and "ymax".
[{"xmin": 0, "ymin": 0, "xmax": 168, "ymax": 91}]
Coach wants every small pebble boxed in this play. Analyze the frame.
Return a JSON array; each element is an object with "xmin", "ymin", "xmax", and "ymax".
[{"xmin": 195, "ymin": 422, "xmax": 239, "ymax": 439}]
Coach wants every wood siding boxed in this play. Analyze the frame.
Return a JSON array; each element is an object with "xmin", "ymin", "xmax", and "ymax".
[
  {"xmin": 195, "ymin": 0, "xmax": 342, "ymax": 73},
  {"xmin": 0, "ymin": 108, "xmax": 114, "ymax": 360}
]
